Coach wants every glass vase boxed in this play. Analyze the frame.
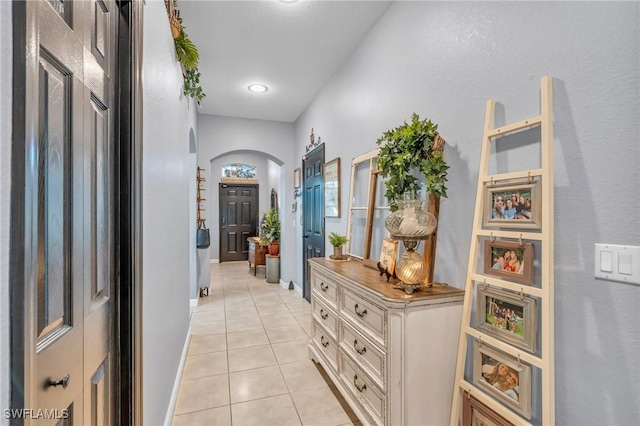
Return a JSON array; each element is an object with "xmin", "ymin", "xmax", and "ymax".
[{"xmin": 385, "ymin": 194, "xmax": 437, "ymax": 293}]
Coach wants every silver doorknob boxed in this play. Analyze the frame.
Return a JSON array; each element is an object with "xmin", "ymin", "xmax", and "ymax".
[{"xmin": 46, "ymin": 374, "xmax": 70, "ymax": 389}]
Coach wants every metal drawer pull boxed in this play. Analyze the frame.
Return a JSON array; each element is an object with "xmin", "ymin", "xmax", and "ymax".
[
  {"xmin": 353, "ymin": 339, "xmax": 367, "ymax": 355},
  {"xmin": 320, "ymin": 282, "xmax": 329, "ymax": 292},
  {"xmin": 320, "ymin": 336, "xmax": 329, "ymax": 347},
  {"xmin": 46, "ymin": 374, "xmax": 70, "ymax": 389},
  {"xmin": 354, "ymin": 303, "xmax": 367, "ymax": 318},
  {"xmin": 353, "ymin": 374, "xmax": 367, "ymax": 393},
  {"xmin": 320, "ymin": 308, "xmax": 328, "ymax": 320}
]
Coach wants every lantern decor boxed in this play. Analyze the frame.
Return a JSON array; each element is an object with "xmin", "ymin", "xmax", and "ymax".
[{"xmin": 384, "ymin": 194, "xmax": 437, "ymax": 294}]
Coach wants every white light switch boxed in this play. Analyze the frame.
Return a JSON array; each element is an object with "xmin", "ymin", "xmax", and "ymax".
[
  {"xmin": 619, "ymin": 254, "xmax": 632, "ymax": 275},
  {"xmin": 600, "ymin": 251, "xmax": 613, "ymax": 272},
  {"xmin": 595, "ymin": 244, "xmax": 640, "ymax": 285}
]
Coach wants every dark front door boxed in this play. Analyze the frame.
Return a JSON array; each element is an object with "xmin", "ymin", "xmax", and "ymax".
[
  {"xmin": 220, "ymin": 184, "xmax": 258, "ymax": 262},
  {"xmin": 302, "ymin": 145, "xmax": 325, "ymax": 301}
]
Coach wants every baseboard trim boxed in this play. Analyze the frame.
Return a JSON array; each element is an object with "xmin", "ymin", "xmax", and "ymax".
[
  {"xmin": 189, "ymin": 298, "xmax": 199, "ymax": 308},
  {"xmin": 163, "ymin": 325, "xmax": 192, "ymax": 426},
  {"xmin": 210, "ymin": 259, "xmax": 220, "ymax": 264}
]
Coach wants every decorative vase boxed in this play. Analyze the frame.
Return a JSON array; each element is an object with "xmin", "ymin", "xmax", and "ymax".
[
  {"xmin": 330, "ymin": 246, "xmax": 346, "ymax": 260},
  {"xmin": 268, "ymin": 241, "xmax": 279, "ymax": 256}
]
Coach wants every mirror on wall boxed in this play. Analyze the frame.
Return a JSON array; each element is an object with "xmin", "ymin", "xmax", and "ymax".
[{"xmin": 345, "ymin": 149, "xmax": 389, "ymax": 268}]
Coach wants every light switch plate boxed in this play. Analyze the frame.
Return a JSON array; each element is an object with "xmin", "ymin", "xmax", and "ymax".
[{"xmin": 594, "ymin": 244, "xmax": 640, "ymax": 285}]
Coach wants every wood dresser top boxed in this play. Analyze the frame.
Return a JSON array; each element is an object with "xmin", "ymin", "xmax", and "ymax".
[{"xmin": 309, "ymin": 257, "xmax": 464, "ymax": 304}]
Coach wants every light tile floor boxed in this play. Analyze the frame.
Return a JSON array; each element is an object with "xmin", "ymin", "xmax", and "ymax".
[{"xmin": 172, "ymin": 261, "xmax": 360, "ymax": 426}]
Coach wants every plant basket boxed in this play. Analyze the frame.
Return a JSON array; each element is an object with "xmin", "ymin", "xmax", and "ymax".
[
  {"xmin": 166, "ymin": 0, "xmax": 182, "ymax": 39},
  {"xmin": 169, "ymin": 16, "xmax": 181, "ymax": 39}
]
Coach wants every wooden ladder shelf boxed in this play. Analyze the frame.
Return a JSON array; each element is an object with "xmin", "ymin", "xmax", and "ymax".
[{"xmin": 450, "ymin": 76, "xmax": 555, "ymax": 426}]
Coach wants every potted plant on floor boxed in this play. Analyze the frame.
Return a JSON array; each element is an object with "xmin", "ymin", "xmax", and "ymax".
[
  {"xmin": 328, "ymin": 232, "xmax": 349, "ymax": 260},
  {"xmin": 261, "ymin": 208, "xmax": 281, "ymax": 255}
]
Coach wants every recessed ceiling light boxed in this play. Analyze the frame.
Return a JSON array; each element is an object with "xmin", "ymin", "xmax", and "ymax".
[
  {"xmin": 248, "ymin": 84, "xmax": 268, "ymax": 93},
  {"xmin": 279, "ymin": 0, "xmax": 298, "ymax": 3}
]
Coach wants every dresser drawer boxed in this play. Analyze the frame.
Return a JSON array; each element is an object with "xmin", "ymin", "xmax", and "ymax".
[
  {"xmin": 312, "ymin": 297, "xmax": 338, "ymax": 339},
  {"xmin": 311, "ymin": 321, "xmax": 338, "ymax": 373},
  {"xmin": 311, "ymin": 271, "xmax": 339, "ymax": 309},
  {"xmin": 340, "ymin": 321, "xmax": 385, "ymax": 391},
  {"xmin": 340, "ymin": 353, "xmax": 385, "ymax": 426},
  {"xmin": 341, "ymin": 289, "xmax": 385, "ymax": 346}
]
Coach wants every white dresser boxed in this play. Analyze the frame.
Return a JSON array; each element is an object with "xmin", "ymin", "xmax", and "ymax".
[{"xmin": 308, "ymin": 258, "xmax": 464, "ymax": 426}]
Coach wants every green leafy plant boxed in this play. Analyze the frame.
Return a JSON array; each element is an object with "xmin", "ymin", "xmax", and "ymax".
[
  {"xmin": 170, "ymin": 2, "xmax": 206, "ymax": 104},
  {"xmin": 260, "ymin": 208, "xmax": 281, "ymax": 243},
  {"xmin": 174, "ymin": 32, "xmax": 199, "ymax": 70},
  {"xmin": 328, "ymin": 232, "xmax": 348, "ymax": 248},
  {"xmin": 376, "ymin": 113, "xmax": 449, "ymax": 211},
  {"xmin": 183, "ymin": 68, "xmax": 205, "ymax": 104}
]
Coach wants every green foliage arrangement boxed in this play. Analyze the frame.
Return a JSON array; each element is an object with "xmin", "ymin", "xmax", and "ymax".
[
  {"xmin": 170, "ymin": 2, "xmax": 206, "ymax": 104},
  {"xmin": 260, "ymin": 208, "xmax": 281, "ymax": 243},
  {"xmin": 376, "ymin": 113, "xmax": 449, "ymax": 211},
  {"xmin": 328, "ymin": 232, "xmax": 348, "ymax": 248}
]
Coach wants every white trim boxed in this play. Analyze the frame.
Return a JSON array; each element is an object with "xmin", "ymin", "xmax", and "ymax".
[
  {"xmin": 189, "ymin": 298, "xmax": 199, "ymax": 308},
  {"xmin": 279, "ymin": 279, "xmax": 288, "ymax": 290},
  {"xmin": 163, "ymin": 325, "xmax": 192, "ymax": 426},
  {"xmin": 210, "ymin": 259, "xmax": 220, "ymax": 264}
]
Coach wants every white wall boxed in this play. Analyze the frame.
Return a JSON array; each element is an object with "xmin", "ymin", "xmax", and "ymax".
[
  {"xmin": 0, "ymin": 2, "xmax": 12, "ymax": 423},
  {"xmin": 294, "ymin": 2, "xmax": 639, "ymax": 425},
  {"xmin": 197, "ymin": 115, "xmax": 296, "ymax": 282},
  {"xmin": 142, "ymin": 1, "xmax": 196, "ymax": 424}
]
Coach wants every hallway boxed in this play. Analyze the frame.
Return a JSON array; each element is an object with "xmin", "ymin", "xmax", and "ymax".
[{"xmin": 172, "ymin": 261, "xmax": 359, "ymax": 425}]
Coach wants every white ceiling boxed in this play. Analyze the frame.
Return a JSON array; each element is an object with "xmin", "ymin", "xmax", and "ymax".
[{"xmin": 178, "ymin": 0, "xmax": 393, "ymax": 122}]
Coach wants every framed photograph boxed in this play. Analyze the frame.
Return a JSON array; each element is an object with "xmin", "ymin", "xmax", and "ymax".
[
  {"xmin": 473, "ymin": 341, "xmax": 531, "ymax": 419},
  {"xmin": 379, "ymin": 238, "xmax": 398, "ymax": 275},
  {"xmin": 477, "ymin": 285, "xmax": 537, "ymax": 352},
  {"xmin": 324, "ymin": 157, "xmax": 341, "ymax": 218},
  {"xmin": 462, "ymin": 391, "xmax": 513, "ymax": 426},
  {"xmin": 483, "ymin": 179, "xmax": 541, "ymax": 229},
  {"xmin": 293, "ymin": 168, "xmax": 301, "ymax": 189},
  {"xmin": 483, "ymin": 240, "xmax": 534, "ymax": 284}
]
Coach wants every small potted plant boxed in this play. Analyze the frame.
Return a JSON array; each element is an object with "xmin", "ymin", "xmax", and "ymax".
[
  {"xmin": 261, "ymin": 208, "xmax": 281, "ymax": 255},
  {"xmin": 328, "ymin": 232, "xmax": 348, "ymax": 260}
]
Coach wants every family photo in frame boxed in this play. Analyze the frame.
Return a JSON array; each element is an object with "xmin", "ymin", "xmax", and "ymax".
[
  {"xmin": 462, "ymin": 392, "xmax": 512, "ymax": 426},
  {"xmin": 483, "ymin": 179, "xmax": 542, "ymax": 229},
  {"xmin": 473, "ymin": 341, "xmax": 532, "ymax": 419},
  {"xmin": 484, "ymin": 239, "xmax": 534, "ymax": 284},
  {"xmin": 477, "ymin": 285, "xmax": 537, "ymax": 352}
]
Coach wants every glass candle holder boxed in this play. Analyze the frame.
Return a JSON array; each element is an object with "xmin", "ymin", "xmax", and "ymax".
[{"xmin": 385, "ymin": 196, "xmax": 437, "ymax": 293}]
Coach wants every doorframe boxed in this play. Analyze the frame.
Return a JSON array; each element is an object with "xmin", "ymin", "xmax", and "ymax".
[{"xmin": 8, "ymin": 1, "xmax": 143, "ymax": 424}]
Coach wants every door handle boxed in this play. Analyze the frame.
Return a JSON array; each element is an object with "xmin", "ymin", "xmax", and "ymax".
[
  {"xmin": 303, "ymin": 235, "xmax": 309, "ymax": 238},
  {"xmin": 46, "ymin": 374, "xmax": 70, "ymax": 389}
]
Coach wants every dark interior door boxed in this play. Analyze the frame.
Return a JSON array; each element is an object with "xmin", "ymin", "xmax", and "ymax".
[
  {"xmin": 12, "ymin": 0, "xmax": 118, "ymax": 423},
  {"xmin": 303, "ymin": 145, "xmax": 325, "ymax": 301},
  {"xmin": 220, "ymin": 184, "xmax": 258, "ymax": 262}
]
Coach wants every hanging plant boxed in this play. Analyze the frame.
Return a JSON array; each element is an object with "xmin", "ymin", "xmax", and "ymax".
[
  {"xmin": 376, "ymin": 113, "xmax": 449, "ymax": 211},
  {"xmin": 166, "ymin": 0, "xmax": 206, "ymax": 104}
]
